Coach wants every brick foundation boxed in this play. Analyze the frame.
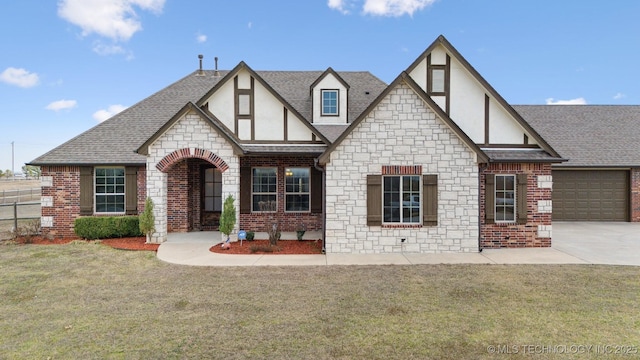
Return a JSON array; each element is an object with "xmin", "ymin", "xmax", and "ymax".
[
  {"xmin": 480, "ymin": 163, "xmax": 552, "ymax": 248},
  {"xmin": 240, "ymin": 156, "xmax": 323, "ymax": 232}
]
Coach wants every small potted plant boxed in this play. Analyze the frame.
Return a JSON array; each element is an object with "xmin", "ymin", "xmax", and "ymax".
[{"xmin": 296, "ymin": 223, "xmax": 306, "ymax": 241}]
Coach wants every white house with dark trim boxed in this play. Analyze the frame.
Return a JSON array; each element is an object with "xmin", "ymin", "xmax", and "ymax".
[{"xmin": 37, "ymin": 35, "xmax": 639, "ymax": 254}]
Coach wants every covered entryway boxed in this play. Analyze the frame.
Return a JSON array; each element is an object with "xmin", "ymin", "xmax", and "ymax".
[{"xmin": 553, "ymin": 170, "xmax": 629, "ymax": 221}]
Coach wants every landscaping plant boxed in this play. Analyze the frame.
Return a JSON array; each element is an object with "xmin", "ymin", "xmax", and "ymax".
[
  {"xmin": 139, "ymin": 197, "xmax": 156, "ymax": 243},
  {"xmin": 219, "ymin": 195, "xmax": 236, "ymax": 242}
]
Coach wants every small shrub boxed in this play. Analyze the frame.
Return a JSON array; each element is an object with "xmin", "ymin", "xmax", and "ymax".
[
  {"xmin": 11, "ymin": 219, "xmax": 41, "ymax": 243},
  {"xmin": 246, "ymin": 231, "xmax": 255, "ymax": 241},
  {"xmin": 139, "ymin": 197, "xmax": 156, "ymax": 243},
  {"xmin": 219, "ymin": 195, "xmax": 236, "ymax": 241},
  {"xmin": 74, "ymin": 216, "xmax": 142, "ymax": 240}
]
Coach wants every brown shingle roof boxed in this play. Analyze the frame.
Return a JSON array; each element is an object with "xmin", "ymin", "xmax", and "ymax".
[
  {"xmin": 30, "ymin": 69, "xmax": 386, "ymax": 165},
  {"xmin": 515, "ymin": 105, "xmax": 640, "ymax": 167}
]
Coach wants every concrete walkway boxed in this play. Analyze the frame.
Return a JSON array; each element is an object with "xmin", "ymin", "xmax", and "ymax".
[{"xmin": 157, "ymin": 222, "xmax": 640, "ymax": 267}]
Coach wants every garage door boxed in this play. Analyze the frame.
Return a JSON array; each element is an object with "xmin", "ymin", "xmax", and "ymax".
[{"xmin": 553, "ymin": 170, "xmax": 628, "ymax": 221}]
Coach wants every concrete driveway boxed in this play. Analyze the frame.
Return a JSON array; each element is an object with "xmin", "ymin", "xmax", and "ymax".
[{"xmin": 553, "ymin": 222, "xmax": 640, "ymax": 266}]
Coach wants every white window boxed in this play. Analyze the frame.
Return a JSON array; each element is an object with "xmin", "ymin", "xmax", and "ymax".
[
  {"xmin": 383, "ymin": 175, "xmax": 421, "ymax": 223},
  {"xmin": 285, "ymin": 168, "xmax": 310, "ymax": 212},
  {"xmin": 321, "ymin": 90, "xmax": 339, "ymax": 116},
  {"xmin": 95, "ymin": 167, "xmax": 125, "ymax": 213},
  {"xmin": 238, "ymin": 94, "xmax": 251, "ymax": 115},
  {"xmin": 495, "ymin": 175, "xmax": 516, "ymax": 222},
  {"xmin": 252, "ymin": 167, "xmax": 277, "ymax": 212}
]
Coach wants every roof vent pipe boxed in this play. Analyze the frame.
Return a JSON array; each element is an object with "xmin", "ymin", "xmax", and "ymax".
[
  {"xmin": 214, "ymin": 57, "xmax": 220, "ymax": 77},
  {"xmin": 197, "ymin": 54, "xmax": 204, "ymax": 76}
]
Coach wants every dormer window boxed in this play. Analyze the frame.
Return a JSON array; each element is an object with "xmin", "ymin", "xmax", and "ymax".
[{"xmin": 321, "ymin": 90, "xmax": 339, "ymax": 116}]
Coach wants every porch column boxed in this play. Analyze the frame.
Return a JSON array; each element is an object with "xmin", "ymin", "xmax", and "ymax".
[{"xmin": 148, "ymin": 164, "xmax": 168, "ymax": 243}]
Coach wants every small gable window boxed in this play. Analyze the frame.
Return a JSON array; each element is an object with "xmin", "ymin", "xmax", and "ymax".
[
  {"xmin": 321, "ymin": 90, "xmax": 339, "ymax": 116},
  {"xmin": 95, "ymin": 167, "xmax": 125, "ymax": 213},
  {"xmin": 429, "ymin": 66, "xmax": 446, "ymax": 94}
]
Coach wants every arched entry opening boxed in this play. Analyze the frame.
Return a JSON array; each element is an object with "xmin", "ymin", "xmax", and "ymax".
[{"xmin": 157, "ymin": 148, "xmax": 229, "ymax": 231}]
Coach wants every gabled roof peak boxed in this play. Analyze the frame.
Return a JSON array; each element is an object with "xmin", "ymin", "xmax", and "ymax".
[{"xmin": 309, "ymin": 67, "xmax": 350, "ymax": 93}]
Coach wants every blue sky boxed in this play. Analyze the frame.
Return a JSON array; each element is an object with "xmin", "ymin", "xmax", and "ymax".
[{"xmin": 1, "ymin": 0, "xmax": 639, "ymax": 172}]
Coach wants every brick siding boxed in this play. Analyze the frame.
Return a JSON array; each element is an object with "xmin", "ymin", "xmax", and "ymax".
[
  {"xmin": 240, "ymin": 156, "xmax": 322, "ymax": 232},
  {"xmin": 40, "ymin": 165, "xmax": 146, "ymax": 239},
  {"xmin": 480, "ymin": 163, "xmax": 552, "ymax": 248}
]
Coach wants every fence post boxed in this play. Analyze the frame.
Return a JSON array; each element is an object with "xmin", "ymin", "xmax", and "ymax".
[{"xmin": 13, "ymin": 202, "xmax": 18, "ymax": 232}]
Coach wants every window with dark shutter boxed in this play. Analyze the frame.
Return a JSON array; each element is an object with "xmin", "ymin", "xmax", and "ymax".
[
  {"xmin": 423, "ymin": 175, "xmax": 438, "ymax": 226},
  {"xmin": 125, "ymin": 167, "xmax": 138, "ymax": 215},
  {"xmin": 310, "ymin": 167, "xmax": 322, "ymax": 213},
  {"xmin": 485, "ymin": 174, "xmax": 495, "ymax": 224},
  {"xmin": 367, "ymin": 175, "xmax": 382, "ymax": 226},
  {"xmin": 79, "ymin": 167, "xmax": 93, "ymax": 216},
  {"xmin": 239, "ymin": 167, "xmax": 251, "ymax": 214},
  {"xmin": 516, "ymin": 174, "xmax": 528, "ymax": 224}
]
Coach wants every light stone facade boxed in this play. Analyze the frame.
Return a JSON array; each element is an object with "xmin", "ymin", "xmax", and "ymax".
[
  {"xmin": 146, "ymin": 111, "xmax": 240, "ymax": 243},
  {"xmin": 324, "ymin": 83, "xmax": 479, "ymax": 253}
]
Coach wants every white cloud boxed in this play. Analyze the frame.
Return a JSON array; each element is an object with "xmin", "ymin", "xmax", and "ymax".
[
  {"xmin": 93, "ymin": 42, "xmax": 125, "ymax": 55},
  {"xmin": 93, "ymin": 104, "xmax": 128, "ymax": 122},
  {"xmin": 363, "ymin": 0, "xmax": 437, "ymax": 16},
  {"xmin": 0, "ymin": 67, "xmax": 40, "ymax": 88},
  {"xmin": 196, "ymin": 33, "xmax": 207, "ymax": 43},
  {"xmin": 545, "ymin": 97, "xmax": 587, "ymax": 105},
  {"xmin": 613, "ymin": 92, "xmax": 626, "ymax": 100},
  {"xmin": 328, "ymin": 0, "xmax": 350, "ymax": 14},
  {"xmin": 45, "ymin": 99, "xmax": 78, "ymax": 111},
  {"xmin": 57, "ymin": 0, "xmax": 165, "ymax": 42}
]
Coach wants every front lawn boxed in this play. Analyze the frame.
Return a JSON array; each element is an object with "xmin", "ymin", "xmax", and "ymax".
[{"xmin": 0, "ymin": 243, "xmax": 638, "ymax": 359}]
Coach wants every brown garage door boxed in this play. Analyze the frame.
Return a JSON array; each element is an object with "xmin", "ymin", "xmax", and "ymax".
[{"xmin": 553, "ymin": 170, "xmax": 628, "ymax": 221}]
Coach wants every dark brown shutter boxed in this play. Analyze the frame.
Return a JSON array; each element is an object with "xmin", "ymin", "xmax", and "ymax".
[
  {"xmin": 485, "ymin": 174, "xmax": 495, "ymax": 224},
  {"xmin": 125, "ymin": 167, "xmax": 138, "ymax": 215},
  {"xmin": 367, "ymin": 175, "xmax": 382, "ymax": 226},
  {"xmin": 310, "ymin": 167, "xmax": 322, "ymax": 213},
  {"xmin": 423, "ymin": 175, "xmax": 438, "ymax": 226},
  {"xmin": 79, "ymin": 167, "xmax": 94, "ymax": 216},
  {"xmin": 240, "ymin": 167, "xmax": 251, "ymax": 214},
  {"xmin": 516, "ymin": 173, "xmax": 528, "ymax": 224}
]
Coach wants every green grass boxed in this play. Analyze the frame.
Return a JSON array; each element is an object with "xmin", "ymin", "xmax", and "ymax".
[{"xmin": 0, "ymin": 243, "xmax": 638, "ymax": 359}]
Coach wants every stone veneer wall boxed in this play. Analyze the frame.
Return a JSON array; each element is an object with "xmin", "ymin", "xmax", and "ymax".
[
  {"xmin": 480, "ymin": 163, "xmax": 553, "ymax": 248},
  {"xmin": 40, "ymin": 165, "xmax": 146, "ymax": 239},
  {"xmin": 146, "ymin": 111, "xmax": 240, "ymax": 243},
  {"xmin": 631, "ymin": 168, "xmax": 640, "ymax": 222},
  {"xmin": 324, "ymin": 83, "xmax": 479, "ymax": 254},
  {"xmin": 240, "ymin": 156, "xmax": 323, "ymax": 233}
]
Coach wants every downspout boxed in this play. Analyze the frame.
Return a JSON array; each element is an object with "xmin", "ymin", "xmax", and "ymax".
[
  {"xmin": 478, "ymin": 162, "xmax": 489, "ymax": 252},
  {"xmin": 314, "ymin": 158, "xmax": 326, "ymax": 254}
]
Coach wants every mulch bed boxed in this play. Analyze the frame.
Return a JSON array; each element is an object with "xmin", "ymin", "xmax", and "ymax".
[
  {"xmin": 7, "ymin": 236, "xmax": 159, "ymax": 251},
  {"xmin": 210, "ymin": 239, "xmax": 323, "ymax": 255}
]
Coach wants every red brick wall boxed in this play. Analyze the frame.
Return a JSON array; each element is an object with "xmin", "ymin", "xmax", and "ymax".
[
  {"xmin": 631, "ymin": 168, "xmax": 640, "ymax": 222},
  {"xmin": 41, "ymin": 165, "xmax": 146, "ymax": 239},
  {"xmin": 240, "ymin": 156, "xmax": 323, "ymax": 232},
  {"xmin": 41, "ymin": 166, "xmax": 81, "ymax": 238},
  {"xmin": 167, "ymin": 161, "xmax": 190, "ymax": 232},
  {"xmin": 480, "ymin": 163, "xmax": 552, "ymax": 248}
]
